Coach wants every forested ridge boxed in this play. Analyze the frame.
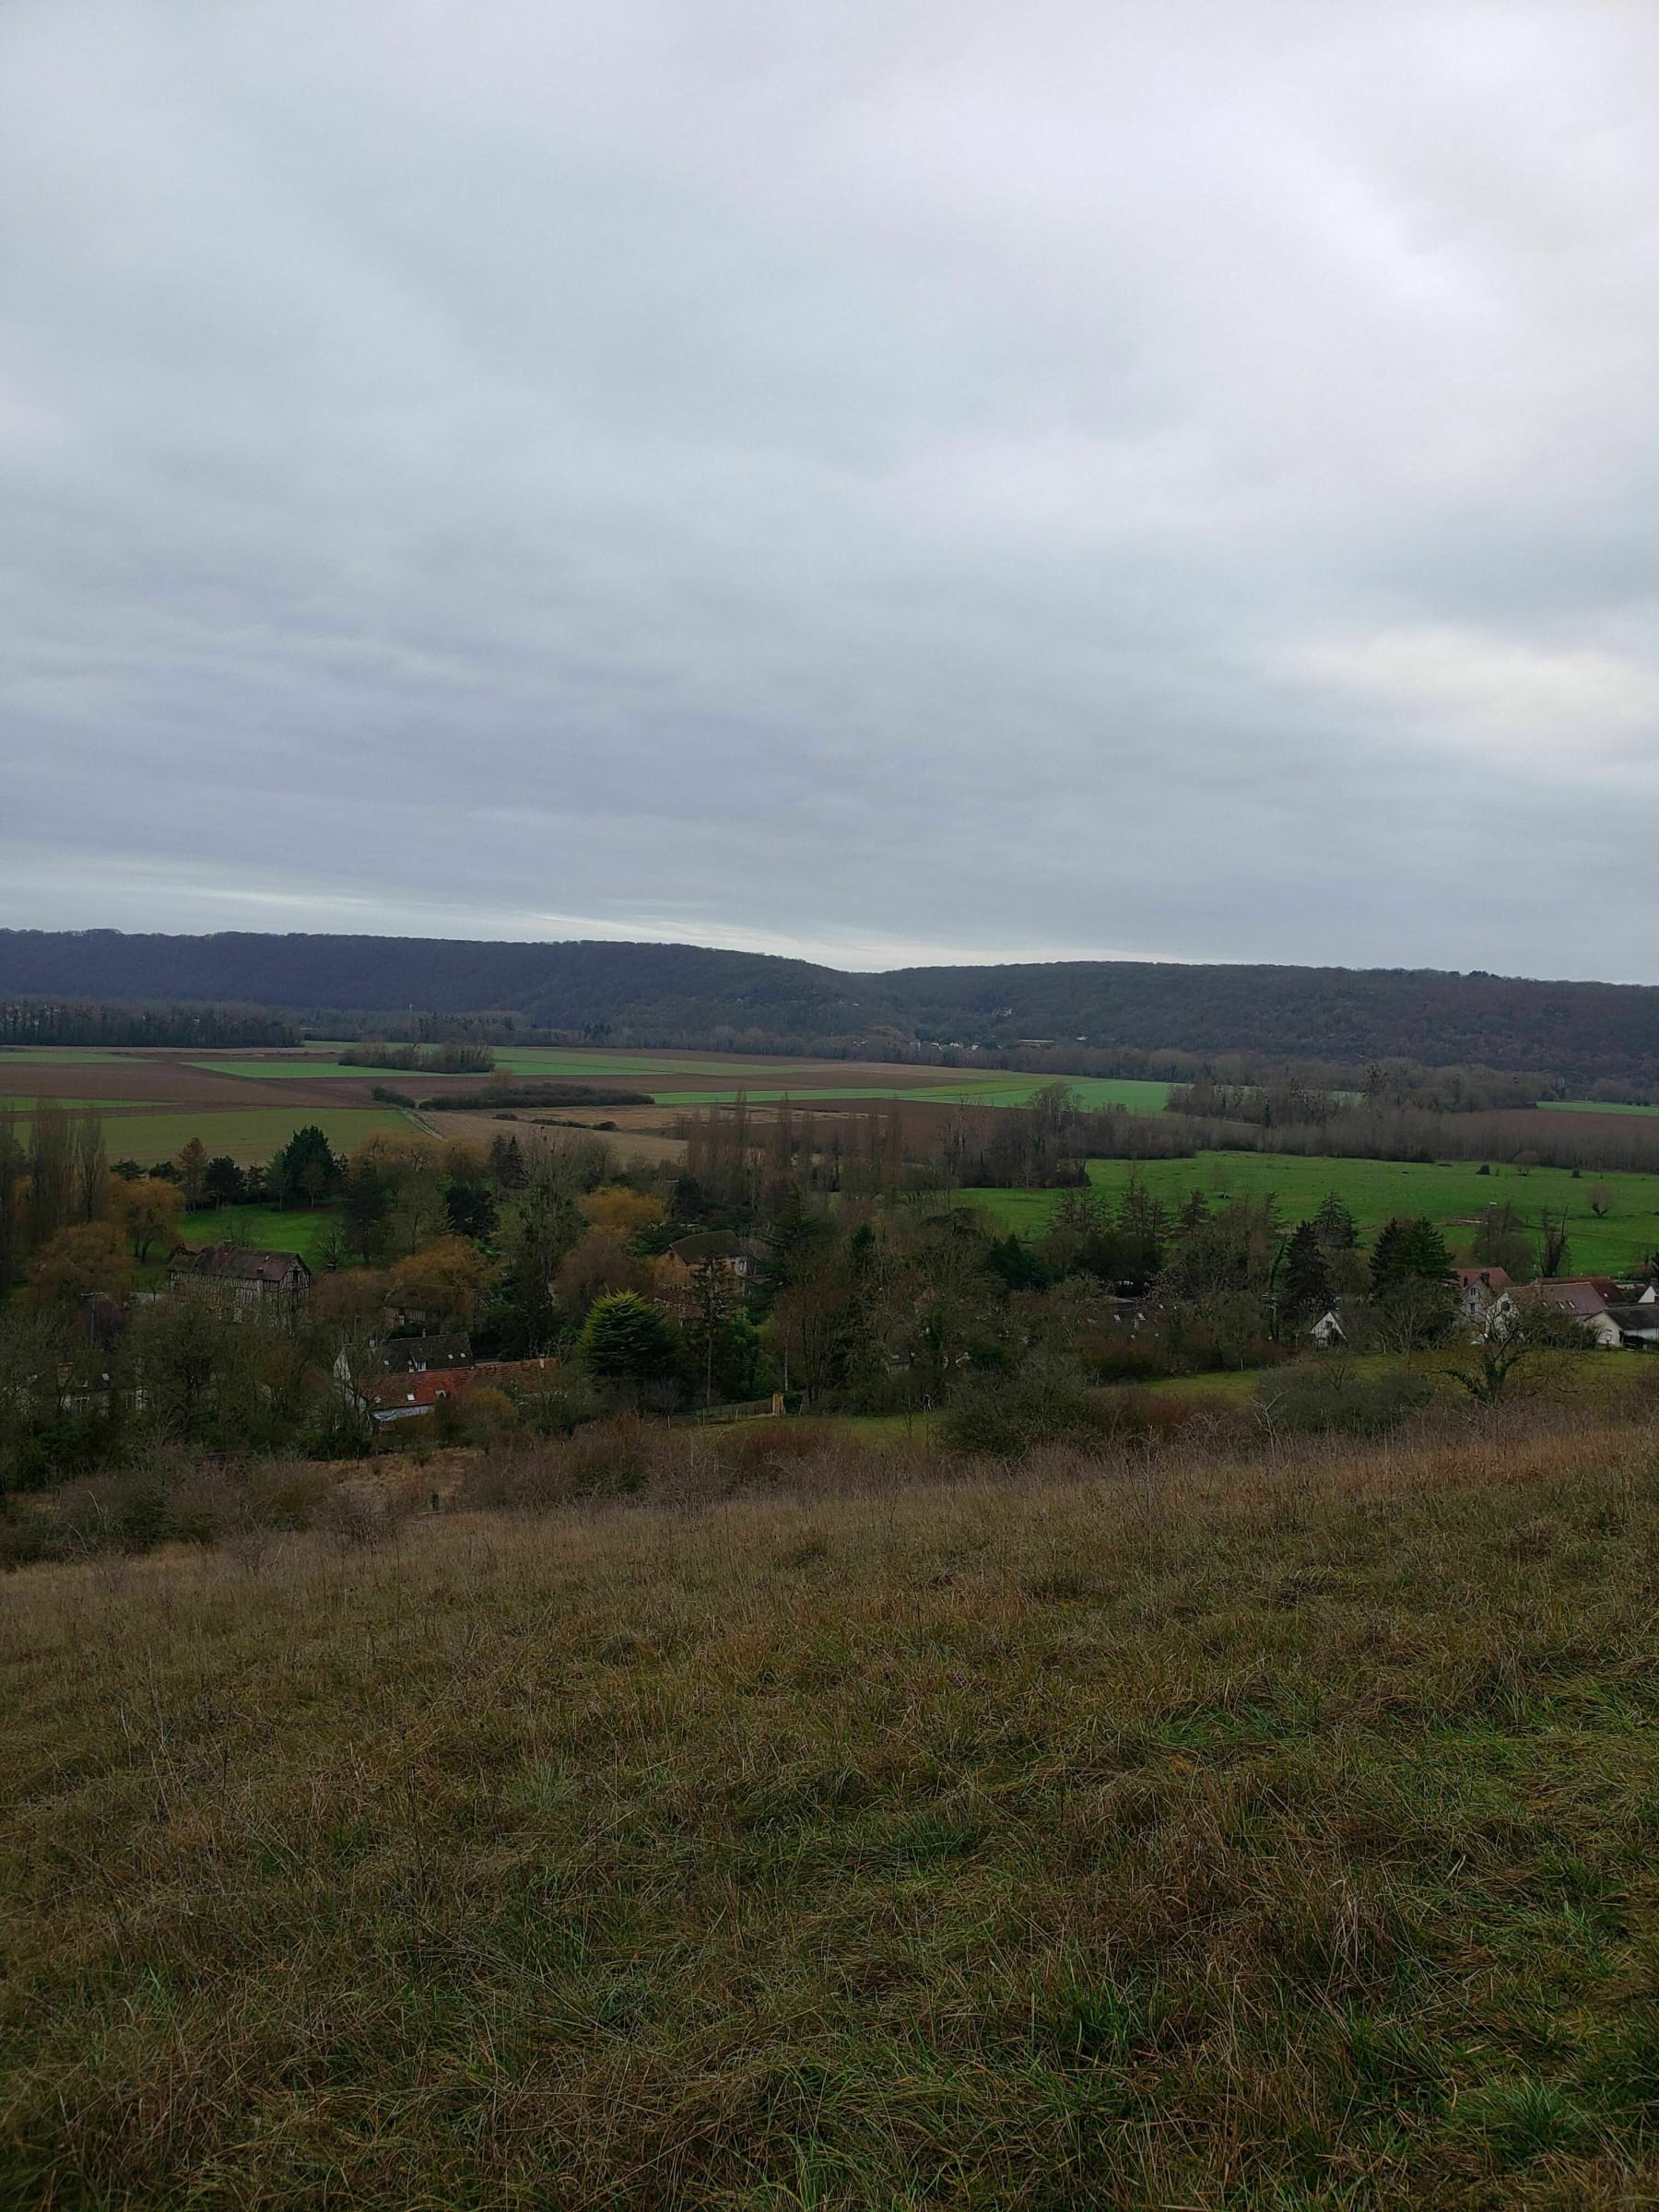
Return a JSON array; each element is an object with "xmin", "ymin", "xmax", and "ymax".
[{"xmin": 3, "ymin": 928, "xmax": 1657, "ymax": 1086}]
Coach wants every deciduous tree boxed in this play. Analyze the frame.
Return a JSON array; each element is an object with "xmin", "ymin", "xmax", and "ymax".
[
  {"xmin": 113, "ymin": 1176, "xmax": 185, "ymax": 1263},
  {"xmin": 387, "ymin": 1237, "xmax": 500, "ymax": 1327}
]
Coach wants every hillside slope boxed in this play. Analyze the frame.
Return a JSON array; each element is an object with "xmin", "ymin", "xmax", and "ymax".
[{"xmin": 3, "ymin": 929, "xmax": 1657, "ymax": 1083}]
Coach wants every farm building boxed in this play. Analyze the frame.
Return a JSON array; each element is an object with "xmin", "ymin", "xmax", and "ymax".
[{"xmin": 169, "ymin": 1245, "xmax": 312, "ymax": 1312}]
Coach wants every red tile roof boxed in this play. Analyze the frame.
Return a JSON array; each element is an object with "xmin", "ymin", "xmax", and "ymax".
[{"xmin": 357, "ymin": 1357, "xmax": 559, "ymax": 1412}]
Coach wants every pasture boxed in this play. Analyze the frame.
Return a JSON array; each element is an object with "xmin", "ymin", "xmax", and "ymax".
[
  {"xmin": 970, "ymin": 1149, "xmax": 1659, "ymax": 1276},
  {"xmin": 1543, "ymin": 1099, "xmax": 1659, "ymax": 1118},
  {"xmin": 0, "ymin": 1046, "xmax": 127, "ymax": 1064},
  {"xmin": 169, "ymin": 1204, "xmax": 342, "ymax": 1264},
  {"xmin": 9, "ymin": 1410, "xmax": 1659, "ymax": 2206}
]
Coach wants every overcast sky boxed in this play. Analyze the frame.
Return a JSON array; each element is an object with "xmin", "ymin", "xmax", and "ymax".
[{"xmin": 3, "ymin": 2, "xmax": 1657, "ymax": 979}]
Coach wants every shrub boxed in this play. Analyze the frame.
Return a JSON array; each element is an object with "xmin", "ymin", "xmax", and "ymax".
[
  {"xmin": 1261, "ymin": 1361, "xmax": 1434, "ymax": 1438},
  {"xmin": 945, "ymin": 1365, "xmax": 1187, "ymax": 1458}
]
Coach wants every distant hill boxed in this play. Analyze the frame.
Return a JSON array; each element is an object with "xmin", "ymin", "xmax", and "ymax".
[{"xmin": 3, "ymin": 929, "xmax": 1657, "ymax": 1087}]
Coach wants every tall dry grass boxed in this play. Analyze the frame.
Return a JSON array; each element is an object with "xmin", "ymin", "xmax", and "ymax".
[{"xmin": 6, "ymin": 1409, "xmax": 1659, "ymax": 2206}]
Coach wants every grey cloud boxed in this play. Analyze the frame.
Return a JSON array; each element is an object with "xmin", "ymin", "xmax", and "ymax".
[{"xmin": 2, "ymin": 0, "xmax": 1657, "ymax": 977}]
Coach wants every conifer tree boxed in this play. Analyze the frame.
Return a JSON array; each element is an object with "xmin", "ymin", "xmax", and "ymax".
[
  {"xmin": 1312, "ymin": 1192, "xmax": 1358, "ymax": 1250},
  {"xmin": 1282, "ymin": 1220, "xmax": 1335, "ymax": 1320}
]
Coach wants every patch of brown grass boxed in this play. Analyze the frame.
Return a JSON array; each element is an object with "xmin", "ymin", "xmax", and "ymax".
[{"xmin": 6, "ymin": 1409, "xmax": 1659, "ymax": 2206}]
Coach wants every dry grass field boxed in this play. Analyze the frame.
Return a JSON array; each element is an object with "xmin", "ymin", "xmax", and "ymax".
[{"xmin": 8, "ymin": 1406, "xmax": 1659, "ymax": 2207}]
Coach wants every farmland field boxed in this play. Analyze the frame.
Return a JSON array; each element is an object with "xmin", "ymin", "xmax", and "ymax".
[
  {"xmin": 100, "ymin": 1106, "xmax": 417, "ymax": 1166},
  {"xmin": 0, "ymin": 1046, "xmax": 127, "ymax": 1064},
  {"xmin": 0, "ymin": 1097, "xmax": 130, "ymax": 1112},
  {"xmin": 487, "ymin": 1048, "xmax": 1171, "ymax": 1111},
  {"xmin": 1542, "ymin": 1098, "xmax": 1659, "ymax": 1117},
  {"xmin": 970, "ymin": 1149, "xmax": 1659, "ymax": 1276},
  {"xmin": 1, "ymin": 1045, "xmax": 1172, "ymax": 1114},
  {"xmin": 184, "ymin": 1059, "xmax": 401, "ymax": 1079}
]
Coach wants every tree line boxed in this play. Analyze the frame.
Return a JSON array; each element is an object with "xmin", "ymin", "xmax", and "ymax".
[{"xmin": 0, "ymin": 997, "xmax": 297, "ymax": 1048}]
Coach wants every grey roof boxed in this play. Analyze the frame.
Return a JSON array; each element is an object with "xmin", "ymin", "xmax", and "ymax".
[
  {"xmin": 380, "ymin": 1334, "xmax": 474, "ymax": 1372},
  {"xmin": 178, "ymin": 1245, "xmax": 311, "ymax": 1284},
  {"xmin": 669, "ymin": 1231, "xmax": 746, "ymax": 1262}
]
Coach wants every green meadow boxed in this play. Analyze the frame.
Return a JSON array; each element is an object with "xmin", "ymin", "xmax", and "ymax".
[
  {"xmin": 907, "ymin": 1075, "xmax": 1171, "ymax": 1111},
  {"xmin": 0, "ymin": 1047, "xmax": 127, "ymax": 1064},
  {"xmin": 1541, "ymin": 1099, "xmax": 1659, "ymax": 1118},
  {"xmin": 172, "ymin": 1204, "xmax": 341, "ymax": 1263},
  {"xmin": 969, "ymin": 1149, "xmax": 1659, "ymax": 1276}
]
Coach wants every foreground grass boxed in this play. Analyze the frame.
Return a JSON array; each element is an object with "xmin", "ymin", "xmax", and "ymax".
[{"xmin": 8, "ymin": 1418, "xmax": 1659, "ymax": 2207}]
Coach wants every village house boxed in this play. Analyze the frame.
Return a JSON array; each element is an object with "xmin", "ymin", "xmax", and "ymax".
[
  {"xmin": 1602, "ymin": 1303, "xmax": 1659, "ymax": 1350},
  {"xmin": 654, "ymin": 1231, "xmax": 770, "ymax": 1309},
  {"xmin": 168, "ymin": 1245, "xmax": 312, "ymax": 1312},
  {"xmin": 1453, "ymin": 1265, "xmax": 1511, "ymax": 1315},
  {"xmin": 1517, "ymin": 1278, "xmax": 1626, "ymax": 1348},
  {"xmin": 350, "ymin": 1356, "xmax": 559, "ymax": 1426}
]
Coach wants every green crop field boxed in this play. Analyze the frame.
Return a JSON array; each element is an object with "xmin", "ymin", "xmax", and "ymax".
[
  {"xmin": 1541, "ymin": 1099, "xmax": 1659, "ymax": 1118},
  {"xmin": 907, "ymin": 1075, "xmax": 1171, "ymax": 1111},
  {"xmin": 0, "ymin": 1097, "xmax": 131, "ymax": 1112},
  {"xmin": 485, "ymin": 1050, "xmax": 1171, "ymax": 1111},
  {"xmin": 100, "ymin": 1106, "xmax": 418, "ymax": 1167},
  {"xmin": 968, "ymin": 1148, "xmax": 1659, "ymax": 1276},
  {"xmin": 0, "ymin": 1047, "xmax": 126, "ymax": 1064}
]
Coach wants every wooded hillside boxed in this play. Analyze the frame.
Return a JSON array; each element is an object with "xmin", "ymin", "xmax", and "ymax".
[{"xmin": 3, "ymin": 930, "xmax": 1655, "ymax": 1087}]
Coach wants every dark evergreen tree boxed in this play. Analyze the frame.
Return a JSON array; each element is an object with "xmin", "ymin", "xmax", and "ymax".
[
  {"xmin": 1369, "ymin": 1218, "xmax": 1411, "ymax": 1297},
  {"xmin": 487, "ymin": 1133, "xmax": 528, "ymax": 1190},
  {"xmin": 1281, "ymin": 1220, "xmax": 1335, "ymax": 1320},
  {"xmin": 984, "ymin": 1233, "xmax": 1054, "ymax": 1292},
  {"xmin": 269, "ymin": 1125, "xmax": 340, "ymax": 1209},
  {"xmin": 444, "ymin": 1179, "xmax": 498, "ymax": 1241},
  {"xmin": 1312, "ymin": 1192, "xmax": 1358, "ymax": 1250},
  {"xmin": 1397, "ymin": 1218, "xmax": 1454, "ymax": 1284},
  {"xmin": 202, "ymin": 1155, "xmax": 245, "ymax": 1207},
  {"xmin": 341, "ymin": 1157, "xmax": 390, "ymax": 1262},
  {"xmin": 1177, "ymin": 1188, "xmax": 1210, "ymax": 1232},
  {"xmin": 580, "ymin": 1291, "xmax": 677, "ymax": 1382}
]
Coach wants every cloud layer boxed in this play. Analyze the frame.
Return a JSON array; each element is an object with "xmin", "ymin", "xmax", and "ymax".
[{"xmin": 3, "ymin": 1, "xmax": 1657, "ymax": 976}]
